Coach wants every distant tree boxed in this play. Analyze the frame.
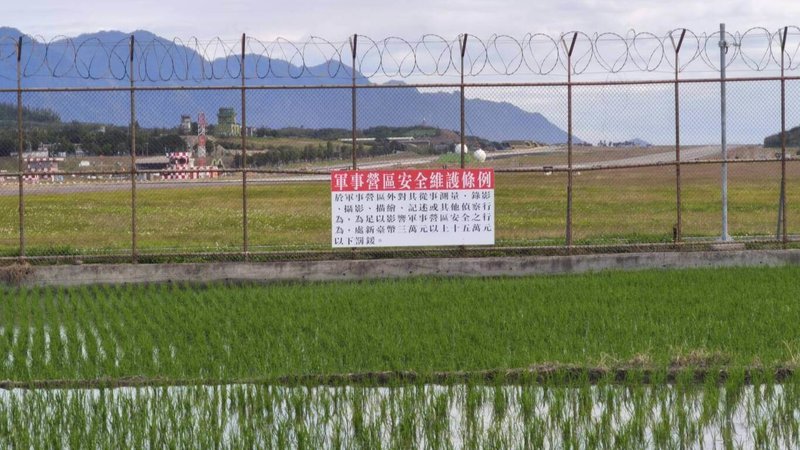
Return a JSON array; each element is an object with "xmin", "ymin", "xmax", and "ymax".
[
  {"xmin": 145, "ymin": 134, "xmax": 186, "ymax": 155},
  {"xmin": 0, "ymin": 135, "xmax": 16, "ymax": 156},
  {"xmin": 0, "ymin": 102, "xmax": 60, "ymax": 125}
]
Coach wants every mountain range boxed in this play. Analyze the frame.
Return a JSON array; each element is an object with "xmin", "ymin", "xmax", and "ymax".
[{"xmin": 0, "ymin": 28, "xmax": 575, "ymax": 143}]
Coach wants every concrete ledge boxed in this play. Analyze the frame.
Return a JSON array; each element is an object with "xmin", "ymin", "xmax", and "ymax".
[
  {"xmin": 708, "ymin": 242, "xmax": 747, "ymax": 251},
  {"xmin": 7, "ymin": 249, "xmax": 800, "ymax": 287}
]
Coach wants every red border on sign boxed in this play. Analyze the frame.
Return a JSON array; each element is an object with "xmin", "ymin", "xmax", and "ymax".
[{"xmin": 331, "ymin": 169, "xmax": 494, "ymax": 192}]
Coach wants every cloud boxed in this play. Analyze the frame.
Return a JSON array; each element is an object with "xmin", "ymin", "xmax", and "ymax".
[{"xmin": 6, "ymin": 0, "xmax": 800, "ymax": 42}]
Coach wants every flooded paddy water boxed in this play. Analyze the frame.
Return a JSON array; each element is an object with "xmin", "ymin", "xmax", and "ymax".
[{"xmin": 1, "ymin": 381, "xmax": 798, "ymax": 448}]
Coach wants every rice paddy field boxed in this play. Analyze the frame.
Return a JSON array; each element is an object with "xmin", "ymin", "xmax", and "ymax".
[
  {"xmin": 1, "ymin": 266, "xmax": 800, "ymax": 447},
  {"xmin": 4, "ymin": 382, "xmax": 800, "ymax": 448}
]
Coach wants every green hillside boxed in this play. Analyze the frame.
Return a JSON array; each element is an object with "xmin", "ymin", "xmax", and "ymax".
[
  {"xmin": 0, "ymin": 102, "xmax": 60, "ymax": 126},
  {"xmin": 764, "ymin": 124, "xmax": 800, "ymax": 147}
]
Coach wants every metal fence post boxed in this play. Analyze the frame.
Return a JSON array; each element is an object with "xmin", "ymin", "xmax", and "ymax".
[
  {"xmin": 241, "ymin": 33, "xmax": 249, "ymax": 258},
  {"xmin": 719, "ymin": 23, "xmax": 731, "ymax": 242},
  {"xmin": 778, "ymin": 26, "xmax": 788, "ymax": 246},
  {"xmin": 460, "ymin": 33, "xmax": 468, "ymax": 169},
  {"xmin": 671, "ymin": 29, "xmax": 686, "ymax": 243},
  {"xmin": 129, "ymin": 35, "xmax": 138, "ymax": 263},
  {"xmin": 16, "ymin": 36, "xmax": 24, "ymax": 261},
  {"xmin": 350, "ymin": 34, "xmax": 358, "ymax": 170},
  {"xmin": 562, "ymin": 32, "xmax": 577, "ymax": 248}
]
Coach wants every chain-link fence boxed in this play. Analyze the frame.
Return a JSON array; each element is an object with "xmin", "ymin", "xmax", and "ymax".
[{"xmin": 1, "ymin": 29, "xmax": 799, "ymax": 262}]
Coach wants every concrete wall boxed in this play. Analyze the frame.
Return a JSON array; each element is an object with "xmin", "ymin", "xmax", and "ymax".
[{"xmin": 3, "ymin": 249, "xmax": 800, "ymax": 287}]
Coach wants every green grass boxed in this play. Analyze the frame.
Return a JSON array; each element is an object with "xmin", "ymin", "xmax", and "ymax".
[
  {"xmin": 1, "ymin": 266, "xmax": 800, "ymax": 382},
  {"xmin": 1, "ymin": 163, "xmax": 799, "ymax": 256},
  {"xmin": 0, "ymin": 182, "xmax": 333, "ymax": 255},
  {"xmin": 436, "ymin": 152, "xmax": 476, "ymax": 165}
]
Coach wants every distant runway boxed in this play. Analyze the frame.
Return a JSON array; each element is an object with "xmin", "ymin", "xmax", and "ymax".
[
  {"xmin": 569, "ymin": 145, "xmax": 723, "ymax": 170},
  {"xmin": 0, "ymin": 146, "xmax": 725, "ymax": 196},
  {"xmin": 0, "ymin": 177, "xmax": 332, "ymax": 196}
]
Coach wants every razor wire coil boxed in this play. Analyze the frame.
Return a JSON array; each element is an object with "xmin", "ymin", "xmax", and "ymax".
[{"xmin": 1, "ymin": 28, "xmax": 800, "ymax": 82}]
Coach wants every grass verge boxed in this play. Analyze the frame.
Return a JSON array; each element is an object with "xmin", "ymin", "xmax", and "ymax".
[{"xmin": 0, "ymin": 163, "xmax": 798, "ymax": 256}]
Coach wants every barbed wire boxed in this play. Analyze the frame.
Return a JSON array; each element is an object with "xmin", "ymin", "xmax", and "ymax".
[{"xmin": 1, "ymin": 28, "xmax": 800, "ymax": 82}]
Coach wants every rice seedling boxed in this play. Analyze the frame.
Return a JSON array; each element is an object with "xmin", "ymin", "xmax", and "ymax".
[
  {"xmin": 0, "ymin": 380, "xmax": 797, "ymax": 448},
  {"xmin": 0, "ymin": 266, "xmax": 799, "ymax": 382},
  {"xmin": 0, "ymin": 267, "xmax": 798, "ymax": 446}
]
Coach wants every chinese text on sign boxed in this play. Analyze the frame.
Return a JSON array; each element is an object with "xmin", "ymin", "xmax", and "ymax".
[{"xmin": 331, "ymin": 169, "xmax": 495, "ymax": 247}]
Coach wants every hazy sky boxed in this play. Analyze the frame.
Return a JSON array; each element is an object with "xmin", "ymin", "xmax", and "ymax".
[
  {"xmin": 5, "ymin": 0, "xmax": 800, "ymax": 40},
  {"xmin": 4, "ymin": 1, "xmax": 798, "ymax": 145}
]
